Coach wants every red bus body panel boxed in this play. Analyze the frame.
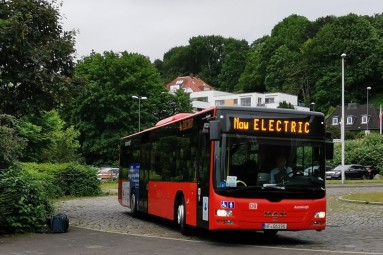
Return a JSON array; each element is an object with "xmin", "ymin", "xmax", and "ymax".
[{"xmin": 147, "ymin": 182, "xmax": 198, "ymax": 227}]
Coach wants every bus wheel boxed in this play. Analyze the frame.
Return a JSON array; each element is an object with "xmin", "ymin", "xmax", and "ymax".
[
  {"xmin": 130, "ymin": 189, "xmax": 138, "ymax": 218},
  {"xmin": 177, "ymin": 197, "xmax": 189, "ymax": 235}
]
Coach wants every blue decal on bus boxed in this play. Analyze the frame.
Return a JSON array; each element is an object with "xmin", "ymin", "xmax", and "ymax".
[{"xmin": 128, "ymin": 163, "xmax": 140, "ymax": 206}]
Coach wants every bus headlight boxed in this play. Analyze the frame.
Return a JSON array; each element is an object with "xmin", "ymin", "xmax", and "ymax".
[
  {"xmin": 216, "ymin": 209, "xmax": 233, "ymax": 217},
  {"xmin": 314, "ymin": 211, "xmax": 326, "ymax": 218}
]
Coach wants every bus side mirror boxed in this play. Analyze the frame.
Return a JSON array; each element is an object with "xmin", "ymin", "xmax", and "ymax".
[{"xmin": 209, "ymin": 120, "xmax": 221, "ymax": 141}]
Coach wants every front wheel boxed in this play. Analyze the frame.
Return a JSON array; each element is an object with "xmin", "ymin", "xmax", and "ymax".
[{"xmin": 177, "ymin": 196, "xmax": 189, "ymax": 235}]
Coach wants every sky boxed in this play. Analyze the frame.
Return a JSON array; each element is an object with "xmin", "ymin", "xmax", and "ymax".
[{"xmin": 60, "ymin": 0, "xmax": 383, "ymax": 61}]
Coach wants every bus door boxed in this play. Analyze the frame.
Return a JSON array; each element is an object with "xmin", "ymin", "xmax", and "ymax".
[
  {"xmin": 196, "ymin": 134, "xmax": 210, "ymax": 229},
  {"xmin": 138, "ymin": 143, "xmax": 150, "ymax": 213}
]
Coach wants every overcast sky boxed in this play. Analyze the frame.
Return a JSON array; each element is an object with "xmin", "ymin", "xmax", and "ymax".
[{"xmin": 60, "ymin": 0, "xmax": 382, "ymax": 61}]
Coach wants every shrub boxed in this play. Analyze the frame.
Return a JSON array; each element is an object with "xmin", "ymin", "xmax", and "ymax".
[
  {"xmin": 0, "ymin": 166, "xmax": 53, "ymax": 234},
  {"xmin": 54, "ymin": 164, "xmax": 101, "ymax": 197},
  {"xmin": 22, "ymin": 163, "xmax": 101, "ymax": 198}
]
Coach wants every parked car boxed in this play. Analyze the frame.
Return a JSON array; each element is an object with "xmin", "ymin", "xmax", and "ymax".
[
  {"xmin": 326, "ymin": 164, "xmax": 369, "ymax": 180},
  {"xmin": 97, "ymin": 167, "xmax": 119, "ymax": 180},
  {"xmin": 303, "ymin": 165, "xmax": 332, "ymax": 176},
  {"xmin": 364, "ymin": 165, "xmax": 381, "ymax": 179}
]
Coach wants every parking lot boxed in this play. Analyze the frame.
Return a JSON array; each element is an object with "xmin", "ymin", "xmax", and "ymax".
[
  {"xmin": 53, "ymin": 184, "xmax": 383, "ymax": 252},
  {"xmin": 1, "ymin": 184, "xmax": 382, "ymax": 255}
]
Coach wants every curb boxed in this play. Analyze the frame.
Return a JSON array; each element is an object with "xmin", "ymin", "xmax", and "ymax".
[{"xmin": 338, "ymin": 196, "xmax": 383, "ymax": 205}]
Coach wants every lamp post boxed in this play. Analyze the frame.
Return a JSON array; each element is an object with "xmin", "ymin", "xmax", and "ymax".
[
  {"xmin": 341, "ymin": 53, "xmax": 346, "ymax": 184},
  {"xmin": 132, "ymin": 95, "xmax": 147, "ymax": 132},
  {"xmin": 311, "ymin": 102, "xmax": 315, "ymax": 111},
  {"xmin": 366, "ymin": 87, "xmax": 371, "ymax": 135}
]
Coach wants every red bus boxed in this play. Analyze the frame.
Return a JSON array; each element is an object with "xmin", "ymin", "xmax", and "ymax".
[{"xmin": 118, "ymin": 106, "xmax": 333, "ymax": 235}]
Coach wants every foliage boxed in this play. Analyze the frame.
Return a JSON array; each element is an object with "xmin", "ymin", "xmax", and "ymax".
[
  {"xmin": 0, "ymin": 114, "xmax": 27, "ymax": 169},
  {"xmin": 328, "ymin": 133, "xmax": 383, "ymax": 170},
  {"xmin": 0, "ymin": 165, "xmax": 53, "ymax": 234},
  {"xmin": 18, "ymin": 110, "xmax": 81, "ymax": 163},
  {"xmin": 53, "ymin": 164, "xmax": 101, "ymax": 197},
  {"xmin": 66, "ymin": 51, "xmax": 166, "ymax": 165},
  {"xmin": 278, "ymin": 101, "xmax": 295, "ymax": 109},
  {"xmin": 158, "ymin": 36, "xmax": 250, "ymax": 89},
  {"xmin": 21, "ymin": 162, "xmax": 101, "ymax": 198},
  {"xmin": 302, "ymin": 14, "xmax": 383, "ymax": 112},
  {"xmin": 0, "ymin": 0, "xmax": 76, "ymax": 116}
]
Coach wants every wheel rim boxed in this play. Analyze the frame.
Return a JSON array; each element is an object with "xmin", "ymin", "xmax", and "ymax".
[{"xmin": 177, "ymin": 204, "xmax": 184, "ymax": 225}]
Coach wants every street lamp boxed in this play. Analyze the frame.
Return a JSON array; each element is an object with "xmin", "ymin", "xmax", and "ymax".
[
  {"xmin": 366, "ymin": 87, "xmax": 371, "ymax": 135},
  {"xmin": 311, "ymin": 102, "xmax": 315, "ymax": 111},
  {"xmin": 341, "ymin": 53, "xmax": 346, "ymax": 184},
  {"xmin": 132, "ymin": 95, "xmax": 147, "ymax": 132}
]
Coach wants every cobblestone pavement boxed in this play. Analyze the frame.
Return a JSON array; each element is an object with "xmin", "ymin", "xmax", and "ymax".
[{"xmin": 56, "ymin": 184, "xmax": 383, "ymax": 254}]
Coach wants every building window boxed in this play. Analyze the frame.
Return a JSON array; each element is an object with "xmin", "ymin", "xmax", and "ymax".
[
  {"xmin": 361, "ymin": 115, "xmax": 369, "ymax": 124},
  {"xmin": 332, "ymin": 117, "xmax": 339, "ymax": 125},
  {"xmin": 215, "ymin": 100, "xmax": 224, "ymax": 106},
  {"xmin": 240, "ymin": 97, "xmax": 251, "ymax": 106},
  {"xmin": 265, "ymin": 97, "xmax": 275, "ymax": 104},
  {"xmin": 233, "ymin": 99, "xmax": 238, "ymax": 106},
  {"xmin": 346, "ymin": 116, "xmax": 354, "ymax": 125}
]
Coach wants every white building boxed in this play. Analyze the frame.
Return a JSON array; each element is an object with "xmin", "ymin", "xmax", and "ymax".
[
  {"xmin": 190, "ymin": 90, "xmax": 309, "ymax": 112},
  {"xmin": 165, "ymin": 76, "xmax": 309, "ymax": 112}
]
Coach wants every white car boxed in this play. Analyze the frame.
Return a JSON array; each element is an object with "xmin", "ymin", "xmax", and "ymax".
[{"xmin": 97, "ymin": 167, "xmax": 119, "ymax": 180}]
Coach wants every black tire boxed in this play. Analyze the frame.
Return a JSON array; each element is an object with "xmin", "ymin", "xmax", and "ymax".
[
  {"xmin": 130, "ymin": 189, "xmax": 138, "ymax": 218},
  {"xmin": 361, "ymin": 174, "xmax": 367, "ymax": 180},
  {"xmin": 176, "ymin": 196, "xmax": 189, "ymax": 235}
]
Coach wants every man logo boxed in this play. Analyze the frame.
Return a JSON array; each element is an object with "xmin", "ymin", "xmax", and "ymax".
[{"xmin": 249, "ymin": 203, "xmax": 257, "ymax": 210}]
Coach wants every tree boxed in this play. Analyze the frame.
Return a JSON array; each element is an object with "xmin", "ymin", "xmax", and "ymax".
[
  {"xmin": 239, "ymin": 15, "xmax": 311, "ymax": 95},
  {"xmin": 0, "ymin": 0, "xmax": 76, "ymax": 116},
  {"xmin": 68, "ymin": 51, "xmax": 166, "ymax": 165},
  {"xmin": 302, "ymin": 14, "xmax": 383, "ymax": 113},
  {"xmin": 0, "ymin": 114, "xmax": 26, "ymax": 169},
  {"xmin": 218, "ymin": 38, "xmax": 249, "ymax": 92},
  {"xmin": 18, "ymin": 110, "xmax": 81, "ymax": 163}
]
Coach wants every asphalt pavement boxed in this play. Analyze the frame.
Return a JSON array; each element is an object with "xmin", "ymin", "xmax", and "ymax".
[{"xmin": 0, "ymin": 184, "xmax": 382, "ymax": 255}]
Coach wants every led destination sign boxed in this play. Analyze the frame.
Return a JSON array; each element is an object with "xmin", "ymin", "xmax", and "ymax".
[{"xmin": 231, "ymin": 117, "xmax": 310, "ymax": 135}]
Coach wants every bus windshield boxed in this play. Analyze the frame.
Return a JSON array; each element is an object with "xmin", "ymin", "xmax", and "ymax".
[{"xmin": 214, "ymin": 134, "xmax": 326, "ymax": 191}]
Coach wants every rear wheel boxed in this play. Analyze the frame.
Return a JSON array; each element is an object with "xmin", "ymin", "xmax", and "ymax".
[
  {"xmin": 130, "ymin": 189, "xmax": 138, "ymax": 217},
  {"xmin": 176, "ymin": 196, "xmax": 189, "ymax": 235},
  {"xmin": 362, "ymin": 174, "xmax": 367, "ymax": 180}
]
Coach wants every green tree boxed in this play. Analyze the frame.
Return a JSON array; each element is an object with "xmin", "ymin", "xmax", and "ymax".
[
  {"xmin": 156, "ymin": 46, "xmax": 195, "ymax": 83},
  {"xmin": 239, "ymin": 15, "xmax": 311, "ymax": 94},
  {"xmin": 0, "ymin": 0, "xmax": 76, "ymax": 116},
  {"xmin": 218, "ymin": 38, "xmax": 249, "ymax": 92},
  {"xmin": 68, "ymin": 51, "xmax": 166, "ymax": 165},
  {"xmin": 0, "ymin": 114, "xmax": 26, "ymax": 169},
  {"xmin": 302, "ymin": 14, "xmax": 383, "ymax": 113},
  {"xmin": 18, "ymin": 110, "xmax": 81, "ymax": 163}
]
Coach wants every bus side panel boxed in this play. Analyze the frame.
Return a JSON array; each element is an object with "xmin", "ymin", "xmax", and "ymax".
[{"xmin": 148, "ymin": 181, "xmax": 198, "ymax": 226}]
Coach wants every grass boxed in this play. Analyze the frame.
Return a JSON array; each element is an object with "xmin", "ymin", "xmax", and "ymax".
[
  {"xmin": 343, "ymin": 192, "xmax": 383, "ymax": 203},
  {"xmin": 326, "ymin": 179, "xmax": 383, "ymax": 184},
  {"xmin": 100, "ymin": 180, "xmax": 118, "ymax": 190}
]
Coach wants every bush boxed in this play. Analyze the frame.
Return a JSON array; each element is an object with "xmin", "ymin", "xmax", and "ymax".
[
  {"xmin": 0, "ymin": 166, "xmax": 53, "ymax": 234},
  {"xmin": 22, "ymin": 163, "xmax": 101, "ymax": 198},
  {"xmin": 54, "ymin": 164, "xmax": 101, "ymax": 197}
]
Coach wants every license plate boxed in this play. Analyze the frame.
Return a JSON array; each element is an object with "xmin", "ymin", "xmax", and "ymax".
[{"xmin": 263, "ymin": 223, "xmax": 287, "ymax": 230}]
